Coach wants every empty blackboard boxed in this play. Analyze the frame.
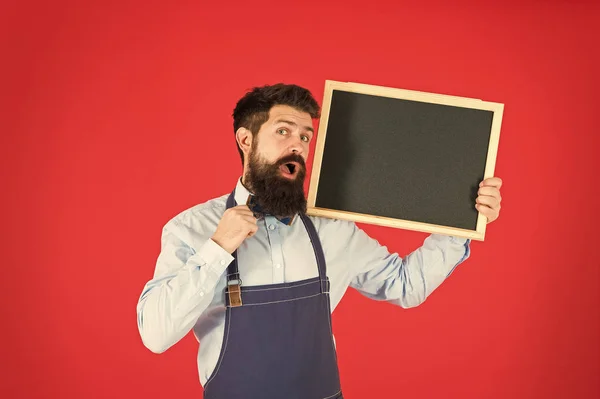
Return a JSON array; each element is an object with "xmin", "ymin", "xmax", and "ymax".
[{"xmin": 306, "ymin": 80, "xmax": 503, "ymax": 241}]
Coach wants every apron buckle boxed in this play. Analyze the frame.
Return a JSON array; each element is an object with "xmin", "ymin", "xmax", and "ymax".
[{"xmin": 228, "ymin": 280, "xmax": 242, "ymax": 307}]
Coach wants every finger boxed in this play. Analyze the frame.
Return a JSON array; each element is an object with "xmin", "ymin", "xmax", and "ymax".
[
  {"xmin": 478, "ymin": 186, "xmax": 501, "ymax": 199},
  {"xmin": 247, "ymin": 224, "xmax": 259, "ymax": 237},
  {"xmin": 224, "ymin": 207, "xmax": 248, "ymax": 217},
  {"xmin": 234, "ymin": 205, "xmax": 255, "ymax": 215},
  {"xmin": 476, "ymin": 204, "xmax": 488, "ymax": 216},
  {"xmin": 476, "ymin": 202, "xmax": 493, "ymax": 211},
  {"xmin": 479, "ymin": 177, "xmax": 503, "ymax": 189},
  {"xmin": 476, "ymin": 195, "xmax": 500, "ymax": 209},
  {"xmin": 476, "ymin": 204, "xmax": 498, "ymax": 222},
  {"xmin": 241, "ymin": 215, "xmax": 259, "ymax": 225},
  {"xmin": 230, "ymin": 209, "xmax": 256, "ymax": 219}
]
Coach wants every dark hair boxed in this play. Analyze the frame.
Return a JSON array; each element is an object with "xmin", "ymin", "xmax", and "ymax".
[{"xmin": 232, "ymin": 83, "xmax": 321, "ymax": 165}]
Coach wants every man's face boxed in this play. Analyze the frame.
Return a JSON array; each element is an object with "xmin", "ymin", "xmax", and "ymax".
[
  {"xmin": 244, "ymin": 105, "xmax": 315, "ymax": 217},
  {"xmin": 251, "ymin": 104, "xmax": 314, "ymax": 173}
]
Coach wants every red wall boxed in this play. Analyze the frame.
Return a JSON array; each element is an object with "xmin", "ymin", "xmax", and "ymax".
[{"xmin": 2, "ymin": 1, "xmax": 599, "ymax": 398}]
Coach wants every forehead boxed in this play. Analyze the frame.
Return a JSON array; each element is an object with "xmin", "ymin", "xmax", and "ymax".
[{"xmin": 266, "ymin": 105, "xmax": 313, "ymax": 126}]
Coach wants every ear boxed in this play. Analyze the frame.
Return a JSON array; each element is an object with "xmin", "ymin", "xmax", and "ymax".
[{"xmin": 236, "ymin": 127, "xmax": 253, "ymax": 157}]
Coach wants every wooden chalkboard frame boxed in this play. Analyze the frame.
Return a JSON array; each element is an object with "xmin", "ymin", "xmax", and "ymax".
[{"xmin": 306, "ymin": 80, "xmax": 504, "ymax": 241}]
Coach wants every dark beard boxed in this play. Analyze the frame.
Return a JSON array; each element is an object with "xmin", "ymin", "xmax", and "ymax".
[{"xmin": 245, "ymin": 149, "xmax": 307, "ymax": 217}]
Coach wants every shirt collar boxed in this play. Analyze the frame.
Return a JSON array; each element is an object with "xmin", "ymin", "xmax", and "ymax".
[
  {"xmin": 233, "ymin": 177, "xmax": 297, "ymax": 226},
  {"xmin": 234, "ymin": 177, "xmax": 252, "ymax": 207}
]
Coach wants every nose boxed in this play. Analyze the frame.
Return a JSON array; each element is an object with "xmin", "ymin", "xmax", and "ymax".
[{"xmin": 289, "ymin": 136, "xmax": 304, "ymax": 156}]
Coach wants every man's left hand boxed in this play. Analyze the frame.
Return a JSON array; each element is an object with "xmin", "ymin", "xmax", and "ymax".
[{"xmin": 476, "ymin": 177, "xmax": 503, "ymax": 224}]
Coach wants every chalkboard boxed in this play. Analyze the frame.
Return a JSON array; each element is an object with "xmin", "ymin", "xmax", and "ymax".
[{"xmin": 306, "ymin": 80, "xmax": 504, "ymax": 241}]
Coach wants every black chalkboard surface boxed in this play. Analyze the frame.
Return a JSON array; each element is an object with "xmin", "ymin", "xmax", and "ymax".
[{"xmin": 306, "ymin": 81, "xmax": 504, "ymax": 241}]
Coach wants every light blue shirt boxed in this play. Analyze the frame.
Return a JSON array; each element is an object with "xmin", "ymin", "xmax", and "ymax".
[{"xmin": 136, "ymin": 178, "xmax": 471, "ymax": 386}]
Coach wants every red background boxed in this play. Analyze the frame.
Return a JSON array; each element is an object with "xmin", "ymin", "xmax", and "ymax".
[{"xmin": 2, "ymin": 1, "xmax": 599, "ymax": 398}]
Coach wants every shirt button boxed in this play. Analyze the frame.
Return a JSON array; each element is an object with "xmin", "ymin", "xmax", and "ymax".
[
  {"xmin": 276, "ymin": 264, "xmax": 281, "ymax": 268},
  {"xmin": 268, "ymin": 225, "xmax": 275, "ymax": 230},
  {"xmin": 199, "ymin": 291, "xmax": 204, "ymax": 297},
  {"xmin": 220, "ymin": 260, "xmax": 226, "ymax": 265}
]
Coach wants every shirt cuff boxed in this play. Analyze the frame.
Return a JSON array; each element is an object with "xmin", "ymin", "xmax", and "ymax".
[
  {"xmin": 431, "ymin": 233, "xmax": 469, "ymax": 245},
  {"xmin": 449, "ymin": 236, "xmax": 470, "ymax": 245}
]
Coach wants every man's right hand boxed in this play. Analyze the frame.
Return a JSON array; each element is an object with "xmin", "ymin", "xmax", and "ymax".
[{"xmin": 211, "ymin": 205, "xmax": 258, "ymax": 254}]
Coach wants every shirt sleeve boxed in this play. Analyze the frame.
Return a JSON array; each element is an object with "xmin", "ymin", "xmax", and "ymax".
[
  {"xmin": 347, "ymin": 223, "xmax": 471, "ymax": 308},
  {"xmin": 136, "ymin": 220, "xmax": 233, "ymax": 354}
]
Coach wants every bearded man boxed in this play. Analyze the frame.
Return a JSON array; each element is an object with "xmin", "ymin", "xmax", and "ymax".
[{"xmin": 136, "ymin": 83, "xmax": 503, "ymax": 399}]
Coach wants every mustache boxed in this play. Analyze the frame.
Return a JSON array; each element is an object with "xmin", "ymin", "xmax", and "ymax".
[{"xmin": 275, "ymin": 153, "xmax": 306, "ymax": 169}]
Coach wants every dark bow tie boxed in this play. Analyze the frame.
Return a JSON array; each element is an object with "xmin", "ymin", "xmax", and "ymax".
[{"xmin": 246, "ymin": 195, "xmax": 295, "ymax": 226}]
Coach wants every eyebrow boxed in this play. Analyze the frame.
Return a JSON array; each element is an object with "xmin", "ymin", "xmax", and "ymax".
[{"xmin": 274, "ymin": 119, "xmax": 314, "ymax": 134}]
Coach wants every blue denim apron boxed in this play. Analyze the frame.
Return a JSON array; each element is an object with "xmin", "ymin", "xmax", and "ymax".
[{"xmin": 203, "ymin": 190, "xmax": 343, "ymax": 399}]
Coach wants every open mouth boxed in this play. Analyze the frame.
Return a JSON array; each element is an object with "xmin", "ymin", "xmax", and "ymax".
[{"xmin": 279, "ymin": 162, "xmax": 300, "ymax": 179}]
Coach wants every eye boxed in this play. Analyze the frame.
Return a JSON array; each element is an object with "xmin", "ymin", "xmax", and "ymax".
[
  {"xmin": 301, "ymin": 135, "xmax": 310, "ymax": 143},
  {"xmin": 277, "ymin": 128, "xmax": 287, "ymax": 135}
]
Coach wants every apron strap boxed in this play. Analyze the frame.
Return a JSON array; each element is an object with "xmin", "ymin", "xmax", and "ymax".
[
  {"xmin": 299, "ymin": 213, "xmax": 328, "ymax": 285},
  {"xmin": 225, "ymin": 190, "xmax": 239, "ymax": 284},
  {"xmin": 225, "ymin": 190, "xmax": 242, "ymax": 306}
]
